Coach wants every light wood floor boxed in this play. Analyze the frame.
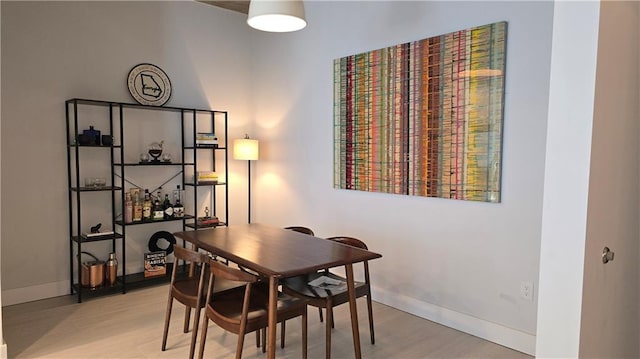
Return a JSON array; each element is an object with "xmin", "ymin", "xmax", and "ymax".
[{"xmin": 2, "ymin": 285, "xmax": 532, "ymax": 358}]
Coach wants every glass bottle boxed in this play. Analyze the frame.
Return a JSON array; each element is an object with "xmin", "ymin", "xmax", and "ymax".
[
  {"xmin": 173, "ymin": 185, "xmax": 184, "ymax": 218},
  {"xmin": 142, "ymin": 189, "xmax": 152, "ymax": 221},
  {"xmin": 163, "ymin": 194, "xmax": 174, "ymax": 219},
  {"xmin": 152, "ymin": 193, "xmax": 164, "ymax": 221},
  {"xmin": 132, "ymin": 190, "xmax": 142, "ymax": 222},
  {"xmin": 124, "ymin": 192, "xmax": 133, "ymax": 223}
]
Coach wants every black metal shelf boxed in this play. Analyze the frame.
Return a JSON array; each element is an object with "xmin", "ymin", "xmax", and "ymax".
[
  {"xmin": 67, "ymin": 97, "xmax": 229, "ymax": 303},
  {"xmin": 71, "ymin": 186, "xmax": 122, "ymax": 192},
  {"xmin": 184, "ymin": 182, "xmax": 226, "ymax": 187},
  {"xmin": 184, "ymin": 145, "xmax": 227, "ymax": 150},
  {"xmin": 184, "ymin": 222, "xmax": 227, "ymax": 230},
  {"xmin": 70, "ymin": 263, "xmax": 189, "ymax": 299},
  {"xmin": 114, "ymin": 162, "xmax": 188, "ymax": 166},
  {"xmin": 72, "ymin": 233, "xmax": 124, "ymax": 243},
  {"xmin": 115, "ymin": 215, "xmax": 194, "ymax": 226}
]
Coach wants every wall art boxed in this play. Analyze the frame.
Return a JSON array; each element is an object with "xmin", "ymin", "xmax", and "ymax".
[{"xmin": 334, "ymin": 22, "xmax": 507, "ymax": 202}]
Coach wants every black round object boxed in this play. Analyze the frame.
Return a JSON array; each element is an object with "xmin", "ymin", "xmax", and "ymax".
[{"xmin": 148, "ymin": 231, "xmax": 176, "ymax": 255}]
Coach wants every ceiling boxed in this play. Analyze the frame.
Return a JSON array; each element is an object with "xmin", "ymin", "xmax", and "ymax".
[{"xmin": 198, "ymin": 1, "xmax": 250, "ymax": 14}]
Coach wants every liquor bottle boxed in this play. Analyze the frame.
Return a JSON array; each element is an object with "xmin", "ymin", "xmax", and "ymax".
[
  {"xmin": 173, "ymin": 185, "xmax": 184, "ymax": 218},
  {"xmin": 132, "ymin": 190, "xmax": 142, "ymax": 222},
  {"xmin": 142, "ymin": 189, "xmax": 152, "ymax": 221},
  {"xmin": 163, "ymin": 194, "xmax": 174, "ymax": 219},
  {"xmin": 152, "ymin": 194, "xmax": 164, "ymax": 221},
  {"xmin": 124, "ymin": 192, "xmax": 133, "ymax": 223}
]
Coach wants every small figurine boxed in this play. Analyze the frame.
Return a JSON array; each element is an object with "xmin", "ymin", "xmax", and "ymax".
[{"xmin": 90, "ymin": 223, "xmax": 102, "ymax": 234}]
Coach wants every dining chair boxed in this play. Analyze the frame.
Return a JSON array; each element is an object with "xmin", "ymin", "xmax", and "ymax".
[
  {"xmin": 284, "ymin": 226, "xmax": 315, "ymax": 236},
  {"xmin": 161, "ymin": 245, "xmax": 209, "ymax": 359},
  {"xmin": 281, "ymin": 236, "xmax": 375, "ymax": 359},
  {"xmin": 197, "ymin": 258, "xmax": 308, "ymax": 359}
]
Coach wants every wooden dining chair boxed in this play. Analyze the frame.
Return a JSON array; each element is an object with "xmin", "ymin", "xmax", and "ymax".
[
  {"xmin": 161, "ymin": 245, "xmax": 209, "ymax": 359},
  {"xmin": 281, "ymin": 236, "xmax": 375, "ymax": 359},
  {"xmin": 284, "ymin": 226, "xmax": 315, "ymax": 236},
  {"xmin": 197, "ymin": 258, "xmax": 308, "ymax": 359}
]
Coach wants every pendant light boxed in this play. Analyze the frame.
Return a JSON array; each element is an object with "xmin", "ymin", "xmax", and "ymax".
[{"xmin": 247, "ymin": 0, "xmax": 307, "ymax": 33}]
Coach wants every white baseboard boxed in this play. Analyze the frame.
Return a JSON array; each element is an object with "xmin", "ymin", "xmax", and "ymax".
[
  {"xmin": 372, "ymin": 286, "xmax": 536, "ymax": 356},
  {"xmin": 1, "ymin": 280, "xmax": 69, "ymax": 306}
]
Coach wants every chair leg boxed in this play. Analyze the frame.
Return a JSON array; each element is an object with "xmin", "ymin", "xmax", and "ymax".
[
  {"xmin": 236, "ymin": 333, "xmax": 246, "ymax": 359},
  {"xmin": 262, "ymin": 328, "xmax": 266, "ymax": 353},
  {"xmin": 281, "ymin": 320, "xmax": 286, "ymax": 348},
  {"xmin": 255, "ymin": 330, "xmax": 260, "ymax": 348},
  {"xmin": 197, "ymin": 315, "xmax": 209, "ymax": 359},
  {"xmin": 325, "ymin": 304, "xmax": 333, "ymax": 359},
  {"xmin": 162, "ymin": 297, "xmax": 174, "ymax": 351},
  {"xmin": 184, "ymin": 307, "xmax": 192, "ymax": 333},
  {"xmin": 189, "ymin": 307, "xmax": 202, "ymax": 359},
  {"xmin": 330, "ymin": 309, "xmax": 335, "ymax": 329},
  {"xmin": 366, "ymin": 294, "xmax": 375, "ymax": 344},
  {"xmin": 302, "ymin": 307, "xmax": 308, "ymax": 359}
]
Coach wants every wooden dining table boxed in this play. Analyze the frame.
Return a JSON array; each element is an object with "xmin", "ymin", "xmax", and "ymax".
[{"xmin": 173, "ymin": 223, "xmax": 382, "ymax": 359}]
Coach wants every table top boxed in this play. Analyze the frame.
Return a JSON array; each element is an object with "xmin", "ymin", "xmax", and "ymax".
[{"xmin": 173, "ymin": 223, "xmax": 382, "ymax": 278}]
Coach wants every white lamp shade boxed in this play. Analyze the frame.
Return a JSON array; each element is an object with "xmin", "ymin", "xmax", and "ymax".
[
  {"xmin": 233, "ymin": 138, "xmax": 259, "ymax": 161},
  {"xmin": 247, "ymin": 0, "xmax": 307, "ymax": 33}
]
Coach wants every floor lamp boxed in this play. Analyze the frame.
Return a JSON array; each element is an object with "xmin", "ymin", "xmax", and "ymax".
[{"xmin": 233, "ymin": 135, "xmax": 259, "ymax": 224}]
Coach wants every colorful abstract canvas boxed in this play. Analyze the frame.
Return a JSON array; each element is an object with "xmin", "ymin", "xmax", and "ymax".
[{"xmin": 334, "ymin": 22, "xmax": 507, "ymax": 202}]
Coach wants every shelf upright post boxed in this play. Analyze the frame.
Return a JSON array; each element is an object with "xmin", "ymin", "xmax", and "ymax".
[
  {"xmin": 65, "ymin": 100, "xmax": 74, "ymax": 299},
  {"xmin": 223, "ymin": 111, "xmax": 229, "ymax": 225},
  {"xmin": 192, "ymin": 110, "xmax": 198, "ymax": 229},
  {"xmin": 210, "ymin": 111, "xmax": 217, "ymax": 222},
  {"xmin": 119, "ymin": 103, "xmax": 126, "ymax": 293},
  {"xmin": 73, "ymin": 100, "xmax": 84, "ymax": 303}
]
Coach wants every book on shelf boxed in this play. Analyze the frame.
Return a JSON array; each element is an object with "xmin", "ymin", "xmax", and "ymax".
[
  {"xmin": 81, "ymin": 230, "xmax": 115, "ymax": 239},
  {"xmin": 144, "ymin": 251, "xmax": 167, "ymax": 277}
]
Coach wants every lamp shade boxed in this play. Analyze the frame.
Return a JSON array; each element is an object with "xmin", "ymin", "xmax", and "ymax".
[
  {"xmin": 233, "ymin": 138, "xmax": 259, "ymax": 161},
  {"xmin": 247, "ymin": 0, "xmax": 307, "ymax": 33}
]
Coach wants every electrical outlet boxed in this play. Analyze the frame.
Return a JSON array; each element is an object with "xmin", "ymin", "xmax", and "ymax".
[{"xmin": 520, "ymin": 281, "xmax": 533, "ymax": 301}]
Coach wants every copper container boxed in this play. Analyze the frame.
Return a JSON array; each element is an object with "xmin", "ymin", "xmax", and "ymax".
[{"xmin": 80, "ymin": 252, "xmax": 105, "ymax": 288}]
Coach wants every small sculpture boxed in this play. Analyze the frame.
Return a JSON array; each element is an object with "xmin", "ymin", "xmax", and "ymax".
[{"xmin": 148, "ymin": 141, "xmax": 163, "ymax": 162}]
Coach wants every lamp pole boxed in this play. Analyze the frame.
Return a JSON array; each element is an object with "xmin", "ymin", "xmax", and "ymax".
[{"xmin": 247, "ymin": 159, "xmax": 252, "ymax": 223}]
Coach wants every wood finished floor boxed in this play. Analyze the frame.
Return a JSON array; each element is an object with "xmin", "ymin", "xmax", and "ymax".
[{"xmin": 2, "ymin": 285, "xmax": 532, "ymax": 358}]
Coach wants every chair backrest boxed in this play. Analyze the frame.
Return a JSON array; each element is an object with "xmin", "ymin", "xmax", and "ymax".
[
  {"xmin": 171, "ymin": 245, "xmax": 209, "ymax": 280},
  {"xmin": 284, "ymin": 226, "xmax": 315, "ymax": 236},
  {"xmin": 326, "ymin": 236, "xmax": 371, "ymax": 283},
  {"xmin": 326, "ymin": 236, "xmax": 368, "ymax": 250},
  {"xmin": 207, "ymin": 258, "xmax": 258, "ymax": 284}
]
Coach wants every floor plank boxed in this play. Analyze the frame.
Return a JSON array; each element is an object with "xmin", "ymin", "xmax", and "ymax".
[{"xmin": 2, "ymin": 285, "xmax": 532, "ymax": 358}]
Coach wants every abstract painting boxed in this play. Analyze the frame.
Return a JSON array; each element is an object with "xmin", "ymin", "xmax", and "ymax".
[{"xmin": 333, "ymin": 22, "xmax": 507, "ymax": 202}]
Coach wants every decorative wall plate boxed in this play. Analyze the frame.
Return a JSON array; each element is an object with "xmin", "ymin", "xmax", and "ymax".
[{"xmin": 127, "ymin": 63, "xmax": 172, "ymax": 106}]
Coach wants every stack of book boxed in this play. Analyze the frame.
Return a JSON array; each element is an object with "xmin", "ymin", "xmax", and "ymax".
[
  {"xmin": 196, "ymin": 133, "xmax": 218, "ymax": 148},
  {"xmin": 194, "ymin": 171, "xmax": 218, "ymax": 184}
]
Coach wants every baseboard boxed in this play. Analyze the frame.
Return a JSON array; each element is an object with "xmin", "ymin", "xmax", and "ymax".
[
  {"xmin": 1, "ymin": 280, "xmax": 69, "ymax": 306},
  {"xmin": 372, "ymin": 287, "xmax": 536, "ymax": 356}
]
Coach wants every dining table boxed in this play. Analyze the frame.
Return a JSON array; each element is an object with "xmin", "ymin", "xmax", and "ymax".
[{"xmin": 173, "ymin": 223, "xmax": 382, "ymax": 359}]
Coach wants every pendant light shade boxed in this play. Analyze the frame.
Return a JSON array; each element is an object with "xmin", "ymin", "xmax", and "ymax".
[{"xmin": 247, "ymin": 0, "xmax": 307, "ymax": 33}]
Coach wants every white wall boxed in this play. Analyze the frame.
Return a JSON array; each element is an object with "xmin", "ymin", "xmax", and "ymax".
[
  {"xmin": 535, "ymin": 1, "xmax": 600, "ymax": 356},
  {"xmin": 249, "ymin": 1, "xmax": 554, "ymax": 354},
  {"xmin": 0, "ymin": 1, "xmax": 252, "ymax": 304}
]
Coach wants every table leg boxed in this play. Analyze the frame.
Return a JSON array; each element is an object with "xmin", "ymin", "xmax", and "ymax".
[
  {"xmin": 268, "ymin": 276, "xmax": 278, "ymax": 359},
  {"xmin": 345, "ymin": 264, "xmax": 362, "ymax": 359}
]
